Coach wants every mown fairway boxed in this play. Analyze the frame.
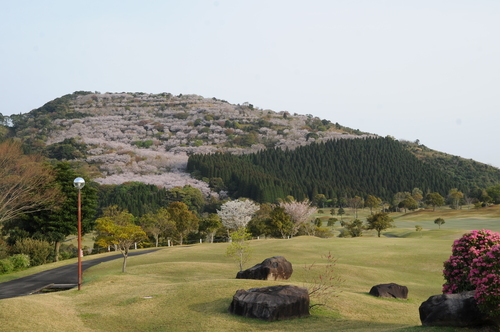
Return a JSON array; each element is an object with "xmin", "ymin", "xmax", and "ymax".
[{"xmin": 1, "ymin": 207, "xmax": 499, "ymax": 332}]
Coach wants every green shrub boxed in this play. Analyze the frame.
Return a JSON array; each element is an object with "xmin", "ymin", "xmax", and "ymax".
[
  {"xmin": 327, "ymin": 218, "xmax": 338, "ymax": 227},
  {"xmin": 0, "ymin": 259, "xmax": 14, "ymax": 274},
  {"xmin": 315, "ymin": 227, "xmax": 334, "ymax": 238},
  {"xmin": 10, "ymin": 238, "xmax": 52, "ymax": 266},
  {"xmin": 9, "ymin": 254, "xmax": 30, "ymax": 270},
  {"xmin": 0, "ymin": 238, "xmax": 8, "ymax": 259},
  {"xmin": 59, "ymin": 251, "xmax": 72, "ymax": 260},
  {"xmin": 173, "ymin": 112, "xmax": 189, "ymax": 120},
  {"xmin": 59, "ymin": 243, "xmax": 77, "ymax": 260},
  {"xmin": 132, "ymin": 140, "xmax": 153, "ymax": 148}
]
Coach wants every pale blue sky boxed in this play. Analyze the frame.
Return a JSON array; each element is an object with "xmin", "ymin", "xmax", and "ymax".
[{"xmin": 1, "ymin": 1, "xmax": 499, "ymax": 167}]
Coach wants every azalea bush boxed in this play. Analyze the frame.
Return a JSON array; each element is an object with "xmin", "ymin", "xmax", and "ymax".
[
  {"xmin": 442, "ymin": 229, "xmax": 500, "ymax": 294},
  {"xmin": 469, "ymin": 244, "xmax": 500, "ymax": 317}
]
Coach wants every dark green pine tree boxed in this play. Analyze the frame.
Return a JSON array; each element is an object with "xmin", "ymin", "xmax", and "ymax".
[
  {"xmin": 97, "ymin": 182, "xmax": 170, "ymax": 217},
  {"xmin": 187, "ymin": 137, "xmax": 464, "ymax": 203}
]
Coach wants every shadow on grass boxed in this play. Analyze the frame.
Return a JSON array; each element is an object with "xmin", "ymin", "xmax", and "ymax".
[
  {"xmin": 189, "ymin": 297, "xmax": 231, "ymax": 314},
  {"xmin": 189, "ymin": 298, "xmax": 448, "ymax": 331},
  {"xmin": 396, "ymin": 326, "xmax": 498, "ymax": 332}
]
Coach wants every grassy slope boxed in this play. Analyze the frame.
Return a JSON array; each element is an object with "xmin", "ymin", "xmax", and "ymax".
[{"xmin": 1, "ymin": 207, "xmax": 500, "ymax": 332}]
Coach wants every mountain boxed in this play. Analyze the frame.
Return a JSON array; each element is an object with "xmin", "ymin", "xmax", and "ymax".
[{"xmin": 2, "ymin": 91, "xmax": 500, "ymax": 202}]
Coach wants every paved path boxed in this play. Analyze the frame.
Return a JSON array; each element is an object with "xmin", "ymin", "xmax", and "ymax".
[{"xmin": 0, "ymin": 249, "xmax": 160, "ymax": 300}]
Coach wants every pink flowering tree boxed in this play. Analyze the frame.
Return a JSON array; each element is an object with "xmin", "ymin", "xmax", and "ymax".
[{"xmin": 442, "ymin": 229, "xmax": 500, "ymax": 294}]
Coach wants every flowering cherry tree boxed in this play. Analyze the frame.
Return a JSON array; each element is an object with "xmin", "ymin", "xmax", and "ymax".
[
  {"xmin": 279, "ymin": 199, "xmax": 316, "ymax": 236},
  {"xmin": 217, "ymin": 199, "xmax": 259, "ymax": 232}
]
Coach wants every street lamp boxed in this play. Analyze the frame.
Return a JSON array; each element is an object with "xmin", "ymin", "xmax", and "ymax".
[{"xmin": 73, "ymin": 177, "xmax": 85, "ymax": 291}]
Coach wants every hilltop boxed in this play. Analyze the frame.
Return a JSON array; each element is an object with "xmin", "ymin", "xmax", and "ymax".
[
  {"xmin": 2, "ymin": 91, "xmax": 500, "ymax": 200},
  {"xmin": 2, "ymin": 91, "xmax": 373, "ymax": 192}
]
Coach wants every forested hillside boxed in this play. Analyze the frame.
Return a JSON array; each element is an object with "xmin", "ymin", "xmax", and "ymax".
[
  {"xmin": 187, "ymin": 137, "xmax": 464, "ymax": 202},
  {"xmin": 1, "ymin": 91, "xmax": 499, "ymax": 202},
  {"xmin": 401, "ymin": 140, "xmax": 500, "ymax": 188},
  {"xmin": 0, "ymin": 91, "xmax": 371, "ymax": 194}
]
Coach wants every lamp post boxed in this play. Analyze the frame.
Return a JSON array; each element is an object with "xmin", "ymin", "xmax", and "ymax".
[{"xmin": 73, "ymin": 177, "xmax": 85, "ymax": 291}]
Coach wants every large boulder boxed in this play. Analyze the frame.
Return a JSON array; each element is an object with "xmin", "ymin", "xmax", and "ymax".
[
  {"xmin": 236, "ymin": 256, "xmax": 293, "ymax": 280},
  {"xmin": 369, "ymin": 283, "xmax": 408, "ymax": 299},
  {"xmin": 419, "ymin": 291, "xmax": 496, "ymax": 328},
  {"xmin": 228, "ymin": 285, "xmax": 310, "ymax": 321}
]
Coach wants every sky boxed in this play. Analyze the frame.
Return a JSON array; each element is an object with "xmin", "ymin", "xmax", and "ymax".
[{"xmin": 1, "ymin": 1, "xmax": 499, "ymax": 167}]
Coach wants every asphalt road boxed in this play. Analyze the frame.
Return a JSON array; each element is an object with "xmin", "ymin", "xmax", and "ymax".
[{"xmin": 0, "ymin": 249, "xmax": 160, "ymax": 300}]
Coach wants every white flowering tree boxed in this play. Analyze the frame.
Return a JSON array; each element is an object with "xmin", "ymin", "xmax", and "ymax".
[
  {"xmin": 217, "ymin": 199, "xmax": 259, "ymax": 233},
  {"xmin": 279, "ymin": 199, "xmax": 316, "ymax": 236}
]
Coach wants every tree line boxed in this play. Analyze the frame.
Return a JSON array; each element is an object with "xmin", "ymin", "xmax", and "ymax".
[
  {"xmin": 2, "ymin": 138, "xmax": 500, "ymax": 273},
  {"xmin": 187, "ymin": 137, "xmax": 469, "ymax": 203}
]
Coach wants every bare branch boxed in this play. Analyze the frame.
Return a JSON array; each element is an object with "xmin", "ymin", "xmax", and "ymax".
[{"xmin": 0, "ymin": 141, "xmax": 60, "ymax": 226}]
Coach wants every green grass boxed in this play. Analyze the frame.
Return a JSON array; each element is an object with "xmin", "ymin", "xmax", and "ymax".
[
  {"xmin": 1, "ymin": 207, "xmax": 500, "ymax": 331},
  {"xmin": 0, "ymin": 237, "xmax": 474, "ymax": 331}
]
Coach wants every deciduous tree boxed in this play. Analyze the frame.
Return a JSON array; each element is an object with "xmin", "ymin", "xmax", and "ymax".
[
  {"xmin": 463, "ymin": 194, "xmax": 474, "ymax": 210},
  {"xmin": 279, "ymin": 199, "xmax": 315, "ymax": 236},
  {"xmin": 247, "ymin": 203, "xmax": 272, "ymax": 237},
  {"xmin": 139, "ymin": 208, "xmax": 175, "ymax": 247},
  {"xmin": 486, "ymin": 185, "xmax": 500, "ymax": 204},
  {"xmin": 364, "ymin": 195, "xmax": 382, "ymax": 214},
  {"xmin": 393, "ymin": 192, "xmax": 410, "ymax": 211},
  {"xmin": 425, "ymin": 192, "xmax": 445, "ymax": 211},
  {"xmin": 366, "ymin": 212, "xmax": 395, "ymax": 237},
  {"xmin": 337, "ymin": 207, "xmax": 345, "ymax": 220},
  {"xmin": 340, "ymin": 219, "xmax": 364, "ymax": 237},
  {"xmin": 347, "ymin": 196, "xmax": 364, "ymax": 219},
  {"xmin": 95, "ymin": 210, "xmax": 147, "ymax": 272},
  {"xmin": 226, "ymin": 228, "xmax": 252, "ymax": 271},
  {"xmin": 217, "ymin": 199, "xmax": 259, "ymax": 232},
  {"xmin": 434, "ymin": 218, "xmax": 445, "ymax": 229},
  {"xmin": 448, "ymin": 188, "xmax": 463, "ymax": 210},
  {"xmin": 0, "ymin": 140, "xmax": 60, "ymax": 227},
  {"xmin": 313, "ymin": 194, "xmax": 327, "ymax": 208},
  {"xmin": 167, "ymin": 201, "xmax": 199, "ymax": 245},
  {"xmin": 398, "ymin": 196, "xmax": 418, "ymax": 213},
  {"xmin": 412, "ymin": 188, "xmax": 423, "ymax": 207},
  {"xmin": 166, "ymin": 185, "xmax": 205, "ymax": 214},
  {"xmin": 199, "ymin": 213, "xmax": 222, "ymax": 243},
  {"xmin": 269, "ymin": 206, "xmax": 293, "ymax": 239}
]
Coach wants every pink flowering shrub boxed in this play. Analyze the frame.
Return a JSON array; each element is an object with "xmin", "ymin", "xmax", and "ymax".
[
  {"xmin": 469, "ymin": 244, "xmax": 500, "ymax": 316},
  {"xmin": 442, "ymin": 229, "xmax": 500, "ymax": 294}
]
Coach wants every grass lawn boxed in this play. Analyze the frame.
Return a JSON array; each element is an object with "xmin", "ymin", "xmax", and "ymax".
[{"xmin": 1, "ymin": 207, "xmax": 499, "ymax": 331}]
